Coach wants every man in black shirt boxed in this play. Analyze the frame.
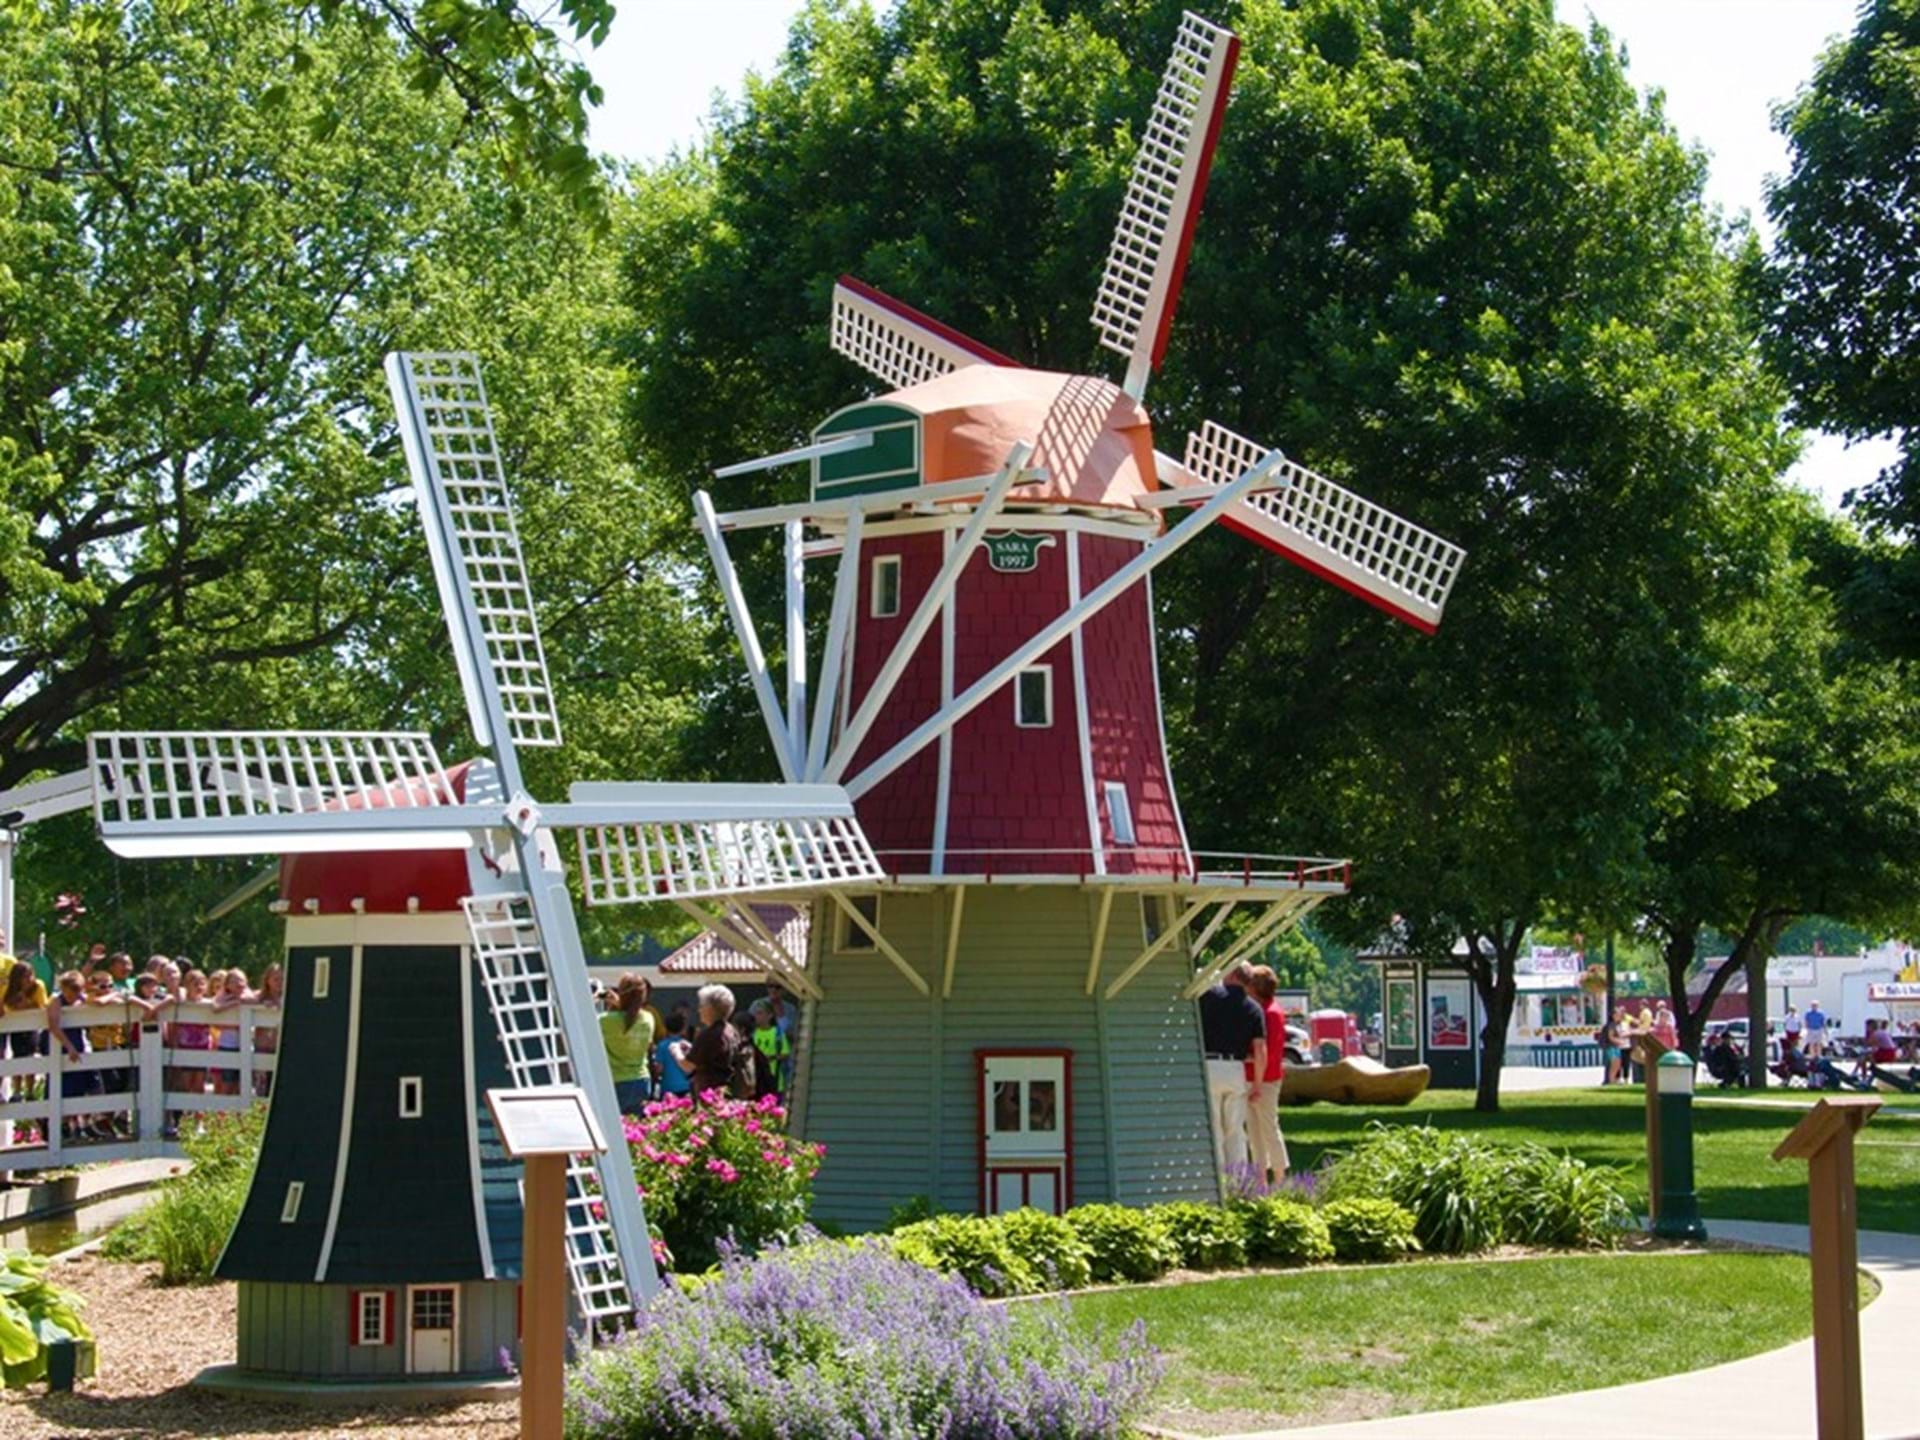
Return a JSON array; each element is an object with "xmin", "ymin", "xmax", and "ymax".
[{"xmin": 1198, "ymin": 962, "xmax": 1267, "ymax": 1180}]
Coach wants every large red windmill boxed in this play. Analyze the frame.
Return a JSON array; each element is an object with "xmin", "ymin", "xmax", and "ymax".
[{"xmin": 689, "ymin": 11, "xmax": 1466, "ymax": 1228}]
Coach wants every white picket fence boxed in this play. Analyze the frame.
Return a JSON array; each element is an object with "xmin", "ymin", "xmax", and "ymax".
[{"xmin": 0, "ymin": 1003, "xmax": 277, "ymax": 1171}]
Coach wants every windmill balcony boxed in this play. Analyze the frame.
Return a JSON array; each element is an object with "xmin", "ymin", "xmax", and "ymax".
[{"xmin": 860, "ymin": 847, "xmax": 1351, "ymax": 898}]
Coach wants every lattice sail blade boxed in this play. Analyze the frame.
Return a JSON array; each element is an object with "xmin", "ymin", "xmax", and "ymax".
[
  {"xmin": 1092, "ymin": 11, "xmax": 1239, "ymax": 396},
  {"xmin": 464, "ymin": 892, "xmax": 652, "ymax": 1329},
  {"xmin": 88, "ymin": 730, "xmax": 472, "ymax": 857},
  {"xmin": 569, "ymin": 782, "xmax": 885, "ymax": 906},
  {"xmin": 1185, "ymin": 421, "xmax": 1467, "ymax": 633},
  {"xmin": 385, "ymin": 351, "xmax": 563, "ymax": 750},
  {"xmin": 830, "ymin": 276, "xmax": 1018, "ymax": 393}
]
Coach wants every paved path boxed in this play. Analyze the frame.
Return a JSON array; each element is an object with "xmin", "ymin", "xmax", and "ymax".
[{"xmin": 1202, "ymin": 1221, "xmax": 1920, "ymax": 1440}]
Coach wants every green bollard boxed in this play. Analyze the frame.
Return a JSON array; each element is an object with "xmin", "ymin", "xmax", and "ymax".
[{"xmin": 1652, "ymin": 1050, "xmax": 1707, "ymax": 1240}]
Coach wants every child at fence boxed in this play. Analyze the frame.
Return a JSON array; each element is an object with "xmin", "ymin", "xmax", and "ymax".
[
  {"xmin": 163, "ymin": 969, "xmax": 212, "ymax": 1138},
  {"xmin": 82, "ymin": 972, "xmax": 132, "ymax": 1137},
  {"xmin": 2, "ymin": 959, "xmax": 47, "ymax": 1142},
  {"xmin": 251, "ymin": 963, "xmax": 282, "ymax": 1099},
  {"xmin": 45, "ymin": 972, "xmax": 100, "ymax": 1143},
  {"xmin": 209, "ymin": 968, "xmax": 254, "ymax": 1096}
]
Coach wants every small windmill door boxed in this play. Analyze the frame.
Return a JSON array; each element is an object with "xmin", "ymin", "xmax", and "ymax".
[
  {"xmin": 977, "ymin": 1050, "xmax": 1070, "ymax": 1215},
  {"xmin": 406, "ymin": 1285, "xmax": 459, "ymax": 1374}
]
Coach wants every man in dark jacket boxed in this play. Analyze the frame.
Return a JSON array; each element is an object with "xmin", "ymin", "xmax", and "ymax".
[{"xmin": 1198, "ymin": 962, "xmax": 1267, "ymax": 1178}]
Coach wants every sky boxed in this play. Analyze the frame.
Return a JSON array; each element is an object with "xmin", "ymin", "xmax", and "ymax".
[{"xmin": 583, "ymin": 0, "xmax": 1899, "ymax": 511}]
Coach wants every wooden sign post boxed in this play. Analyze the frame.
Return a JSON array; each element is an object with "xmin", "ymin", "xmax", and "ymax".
[
  {"xmin": 1772, "ymin": 1095, "xmax": 1880, "ymax": 1440},
  {"xmin": 1634, "ymin": 1034, "xmax": 1670, "ymax": 1224},
  {"xmin": 487, "ymin": 1085, "xmax": 611, "ymax": 1440}
]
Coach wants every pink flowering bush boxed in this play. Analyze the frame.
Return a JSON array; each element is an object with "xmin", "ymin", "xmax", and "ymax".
[{"xmin": 625, "ymin": 1092, "xmax": 822, "ymax": 1271}]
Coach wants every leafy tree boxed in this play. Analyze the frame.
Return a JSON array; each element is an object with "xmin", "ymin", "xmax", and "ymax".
[
  {"xmin": 1635, "ymin": 499, "xmax": 1920, "ymax": 1081},
  {"xmin": 1759, "ymin": 0, "xmax": 1920, "ymax": 533},
  {"xmin": 0, "ymin": 1, "xmax": 701, "ymax": 955},
  {"xmin": 617, "ymin": 0, "xmax": 1795, "ymax": 1112}
]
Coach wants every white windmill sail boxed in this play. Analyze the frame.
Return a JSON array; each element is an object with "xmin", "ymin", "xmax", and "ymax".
[
  {"xmin": 830, "ymin": 275, "xmax": 1019, "ymax": 392},
  {"xmin": 386, "ymin": 352, "xmax": 563, "ymax": 751},
  {"xmin": 1182, "ymin": 421, "xmax": 1466, "ymax": 633},
  {"xmin": 1091, "ymin": 11, "xmax": 1240, "ymax": 398}
]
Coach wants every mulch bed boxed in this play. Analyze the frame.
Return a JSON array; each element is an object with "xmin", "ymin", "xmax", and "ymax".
[{"xmin": 0, "ymin": 1257, "xmax": 517, "ymax": 1439}]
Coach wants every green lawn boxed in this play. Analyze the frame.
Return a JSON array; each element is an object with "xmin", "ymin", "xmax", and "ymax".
[
  {"xmin": 1072, "ymin": 1253, "xmax": 1831, "ymax": 1434},
  {"xmin": 1279, "ymin": 1087, "xmax": 1920, "ymax": 1234}
]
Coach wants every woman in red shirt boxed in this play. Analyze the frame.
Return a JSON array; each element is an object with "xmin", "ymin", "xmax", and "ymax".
[{"xmin": 1245, "ymin": 965, "xmax": 1291, "ymax": 1183}]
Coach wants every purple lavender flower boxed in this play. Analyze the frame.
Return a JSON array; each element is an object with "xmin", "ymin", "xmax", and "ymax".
[{"xmin": 564, "ymin": 1239, "xmax": 1161, "ymax": 1438}]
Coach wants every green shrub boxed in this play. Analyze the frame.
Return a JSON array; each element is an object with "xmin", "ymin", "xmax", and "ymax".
[
  {"xmin": 1322, "ymin": 1198, "xmax": 1421, "ymax": 1261},
  {"xmin": 884, "ymin": 1194, "xmax": 937, "ymax": 1232},
  {"xmin": 889, "ymin": 1215, "xmax": 1037, "ymax": 1297},
  {"xmin": 1148, "ymin": 1200, "xmax": 1248, "ymax": 1270},
  {"xmin": 1063, "ymin": 1204, "xmax": 1179, "ymax": 1284},
  {"xmin": 994, "ymin": 1208, "xmax": 1095, "ymax": 1291},
  {"xmin": 102, "ymin": 1106, "xmax": 264, "ymax": 1283},
  {"xmin": 1500, "ymin": 1146, "xmax": 1634, "ymax": 1247},
  {"xmin": 1237, "ymin": 1197, "xmax": 1333, "ymax": 1264},
  {"xmin": 1320, "ymin": 1122, "xmax": 1631, "ymax": 1253}
]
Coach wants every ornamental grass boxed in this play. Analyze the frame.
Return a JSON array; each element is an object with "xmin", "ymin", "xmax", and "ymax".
[{"xmin": 565, "ymin": 1241, "xmax": 1160, "ymax": 1440}]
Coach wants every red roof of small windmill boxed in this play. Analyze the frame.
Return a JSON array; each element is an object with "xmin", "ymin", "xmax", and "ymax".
[
  {"xmin": 277, "ymin": 761, "xmax": 476, "ymax": 916},
  {"xmin": 886, "ymin": 365, "xmax": 1162, "ymax": 514},
  {"xmin": 658, "ymin": 905, "xmax": 809, "ymax": 976}
]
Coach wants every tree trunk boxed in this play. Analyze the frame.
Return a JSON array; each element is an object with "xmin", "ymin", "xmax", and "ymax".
[
  {"xmin": 1745, "ymin": 949, "xmax": 1769, "ymax": 1090},
  {"xmin": 1474, "ymin": 982, "xmax": 1517, "ymax": 1112}
]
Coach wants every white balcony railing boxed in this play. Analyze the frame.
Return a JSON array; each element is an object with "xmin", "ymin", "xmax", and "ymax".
[{"xmin": 0, "ymin": 1002, "xmax": 278, "ymax": 1172}]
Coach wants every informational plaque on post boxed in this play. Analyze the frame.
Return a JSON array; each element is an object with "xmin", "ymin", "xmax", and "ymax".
[{"xmin": 486, "ymin": 1084, "xmax": 607, "ymax": 1158}]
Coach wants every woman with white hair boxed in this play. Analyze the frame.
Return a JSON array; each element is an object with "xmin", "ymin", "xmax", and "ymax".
[{"xmin": 686, "ymin": 983, "xmax": 739, "ymax": 1100}]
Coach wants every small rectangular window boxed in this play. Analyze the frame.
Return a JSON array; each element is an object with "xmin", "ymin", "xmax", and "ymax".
[
  {"xmin": 871, "ymin": 555, "xmax": 902, "ymax": 618},
  {"xmin": 1143, "ymin": 895, "xmax": 1165, "ymax": 945},
  {"xmin": 398, "ymin": 1076, "xmax": 423, "ymax": 1119},
  {"xmin": 280, "ymin": 1181, "xmax": 304, "ymax": 1224},
  {"xmin": 838, "ymin": 894, "xmax": 879, "ymax": 952},
  {"xmin": 353, "ymin": 1290, "xmax": 390, "ymax": 1346},
  {"xmin": 1103, "ymin": 782, "xmax": 1136, "ymax": 846},
  {"xmin": 1015, "ymin": 666, "xmax": 1052, "ymax": 728},
  {"xmin": 313, "ymin": 955, "xmax": 331, "ymax": 999}
]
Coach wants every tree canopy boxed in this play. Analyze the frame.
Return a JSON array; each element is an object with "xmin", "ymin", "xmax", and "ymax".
[
  {"xmin": 0, "ymin": 0, "xmax": 700, "ymax": 961},
  {"xmin": 620, "ymin": 0, "xmax": 1800, "ymax": 1104},
  {"xmin": 1760, "ymin": 0, "xmax": 1920, "ymax": 533}
]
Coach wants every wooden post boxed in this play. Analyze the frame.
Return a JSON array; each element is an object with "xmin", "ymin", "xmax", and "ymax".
[
  {"xmin": 520, "ymin": 1151, "xmax": 568, "ymax": 1440},
  {"xmin": 1636, "ymin": 1034, "xmax": 1669, "ymax": 1222},
  {"xmin": 1773, "ymin": 1095, "xmax": 1880, "ymax": 1440}
]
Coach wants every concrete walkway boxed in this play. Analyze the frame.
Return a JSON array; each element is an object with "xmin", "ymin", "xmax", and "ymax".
[{"xmin": 1207, "ymin": 1221, "xmax": 1920, "ymax": 1440}]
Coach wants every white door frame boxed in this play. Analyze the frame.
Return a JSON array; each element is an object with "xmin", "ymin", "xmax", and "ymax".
[{"xmin": 405, "ymin": 1283, "xmax": 461, "ymax": 1375}]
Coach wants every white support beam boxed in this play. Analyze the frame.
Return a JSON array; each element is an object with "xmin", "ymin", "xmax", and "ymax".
[
  {"xmin": 1084, "ymin": 887, "xmax": 1116, "ymax": 996},
  {"xmin": 1187, "ymin": 898, "xmax": 1239, "ymax": 958},
  {"xmin": 713, "ymin": 431, "xmax": 873, "ymax": 479},
  {"xmin": 784, "ymin": 519, "xmax": 808, "ymax": 778},
  {"xmin": 0, "ymin": 834, "xmax": 12, "ymax": 957},
  {"xmin": 673, "ymin": 898, "xmax": 820, "ymax": 1001},
  {"xmin": 694, "ymin": 490, "xmax": 798, "ymax": 782},
  {"xmin": 824, "ymin": 445, "xmax": 1030, "ymax": 783},
  {"xmin": 0, "ymin": 769, "xmax": 95, "ymax": 827},
  {"xmin": 1104, "ymin": 891, "xmax": 1222, "ymax": 1000},
  {"xmin": 727, "ymin": 899, "xmax": 823, "ymax": 1001},
  {"xmin": 829, "ymin": 890, "xmax": 930, "ymax": 997},
  {"xmin": 806, "ymin": 510, "xmax": 864, "ymax": 781},
  {"xmin": 941, "ymin": 885, "xmax": 966, "ymax": 998},
  {"xmin": 847, "ymin": 449, "xmax": 1285, "ymax": 799},
  {"xmin": 711, "ymin": 466, "xmax": 1048, "ymax": 532},
  {"xmin": 1179, "ymin": 893, "xmax": 1319, "ymax": 1000}
]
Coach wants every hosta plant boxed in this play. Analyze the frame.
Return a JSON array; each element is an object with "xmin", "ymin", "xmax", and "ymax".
[
  {"xmin": 1148, "ymin": 1200, "xmax": 1248, "ymax": 1270},
  {"xmin": 1321, "ymin": 1198, "xmax": 1421, "ymax": 1261},
  {"xmin": 0, "ymin": 1252, "xmax": 91, "ymax": 1388},
  {"xmin": 1236, "ymin": 1197, "xmax": 1334, "ymax": 1264},
  {"xmin": 1062, "ymin": 1204, "xmax": 1180, "ymax": 1284}
]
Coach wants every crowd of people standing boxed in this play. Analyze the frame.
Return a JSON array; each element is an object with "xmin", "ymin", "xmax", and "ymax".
[
  {"xmin": 1, "ymin": 944, "xmax": 281, "ymax": 1144},
  {"xmin": 596, "ymin": 975, "xmax": 797, "ymax": 1118}
]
